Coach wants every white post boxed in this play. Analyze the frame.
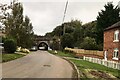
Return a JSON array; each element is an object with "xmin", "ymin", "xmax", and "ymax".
[
  {"xmin": 83, "ymin": 56, "xmax": 85, "ymax": 60},
  {"xmin": 104, "ymin": 51, "xmax": 107, "ymax": 61}
]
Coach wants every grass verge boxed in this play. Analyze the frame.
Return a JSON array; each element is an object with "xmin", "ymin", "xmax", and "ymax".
[
  {"xmin": 2, "ymin": 53, "xmax": 25, "ymax": 62},
  {"xmin": 48, "ymin": 50, "xmax": 120, "ymax": 79},
  {"xmin": 69, "ymin": 59, "xmax": 120, "ymax": 79}
]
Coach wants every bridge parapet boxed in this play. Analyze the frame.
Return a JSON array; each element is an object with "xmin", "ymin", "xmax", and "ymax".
[{"xmin": 34, "ymin": 36, "xmax": 51, "ymax": 41}]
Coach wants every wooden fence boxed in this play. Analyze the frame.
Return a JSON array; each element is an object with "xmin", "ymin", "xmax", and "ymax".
[
  {"xmin": 65, "ymin": 48, "xmax": 104, "ymax": 57},
  {"xmin": 83, "ymin": 56, "xmax": 120, "ymax": 70}
]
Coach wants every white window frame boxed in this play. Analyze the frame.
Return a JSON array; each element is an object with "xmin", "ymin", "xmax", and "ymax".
[
  {"xmin": 112, "ymin": 48, "xmax": 119, "ymax": 60},
  {"xmin": 113, "ymin": 30, "xmax": 119, "ymax": 42}
]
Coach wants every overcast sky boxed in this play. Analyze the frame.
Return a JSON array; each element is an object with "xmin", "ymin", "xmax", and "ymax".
[{"xmin": 1, "ymin": 0, "xmax": 119, "ymax": 35}]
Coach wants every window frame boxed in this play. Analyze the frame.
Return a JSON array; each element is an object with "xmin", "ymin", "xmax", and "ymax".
[
  {"xmin": 112, "ymin": 48, "xmax": 119, "ymax": 60},
  {"xmin": 113, "ymin": 30, "xmax": 119, "ymax": 42}
]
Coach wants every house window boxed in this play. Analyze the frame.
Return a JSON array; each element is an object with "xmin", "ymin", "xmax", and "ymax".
[
  {"xmin": 113, "ymin": 30, "xmax": 119, "ymax": 42},
  {"xmin": 113, "ymin": 48, "xmax": 119, "ymax": 60}
]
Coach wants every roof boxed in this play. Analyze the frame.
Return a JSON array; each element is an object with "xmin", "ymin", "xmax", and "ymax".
[{"xmin": 105, "ymin": 21, "xmax": 120, "ymax": 31}]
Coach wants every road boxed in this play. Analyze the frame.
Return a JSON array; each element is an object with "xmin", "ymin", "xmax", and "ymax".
[{"xmin": 2, "ymin": 51, "xmax": 73, "ymax": 78}]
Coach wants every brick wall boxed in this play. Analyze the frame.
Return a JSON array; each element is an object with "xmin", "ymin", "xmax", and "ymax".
[{"xmin": 104, "ymin": 28, "xmax": 120, "ymax": 62}]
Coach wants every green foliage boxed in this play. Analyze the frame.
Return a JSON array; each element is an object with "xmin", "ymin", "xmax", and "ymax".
[
  {"xmin": 53, "ymin": 25, "xmax": 63, "ymax": 37},
  {"xmin": 45, "ymin": 19, "xmax": 82, "ymax": 37},
  {"xmin": 45, "ymin": 19, "xmax": 83, "ymax": 49},
  {"xmin": 64, "ymin": 20, "xmax": 82, "ymax": 34},
  {"xmin": 44, "ymin": 2, "xmax": 120, "ymax": 51},
  {"xmin": 20, "ymin": 16, "xmax": 34, "ymax": 48},
  {"xmin": 97, "ymin": 44, "xmax": 103, "ymax": 51},
  {"xmin": 2, "ymin": 36, "xmax": 6, "ymax": 43},
  {"xmin": 1, "ymin": 1, "xmax": 34, "ymax": 48},
  {"xmin": 45, "ymin": 32, "xmax": 54, "ymax": 37},
  {"xmin": 70, "ymin": 59, "xmax": 120, "ymax": 79},
  {"xmin": 70, "ymin": 19, "xmax": 82, "ymax": 28},
  {"xmin": 80, "ymin": 37, "xmax": 97, "ymax": 50},
  {"xmin": 49, "ymin": 36, "xmax": 60, "ymax": 50},
  {"xmin": 4, "ymin": 39, "xmax": 17, "ymax": 53},
  {"xmin": 61, "ymin": 33, "xmax": 74, "ymax": 49},
  {"xmin": 73, "ymin": 26, "xmax": 83, "ymax": 47},
  {"xmin": 45, "ymin": 19, "xmax": 100, "ymax": 50},
  {"xmin": 48, "ymin": 50, "xmax": 120, "ymax": 79},
  {"xmin": 96, "ymin": 2, "xmax": 120, "ymax": 44},
  {"xmin": 82, "ymin": 21, "xmax": 97, "ymax": 38}
]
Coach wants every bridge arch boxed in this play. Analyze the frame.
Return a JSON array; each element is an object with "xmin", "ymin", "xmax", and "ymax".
[
  {"xmin": 34, "ymin": 36, "xmax": 51, "ymax": 50},
  {"xmin": 38, "ymin": 41, "xmax": 49, "ymax": 50}
]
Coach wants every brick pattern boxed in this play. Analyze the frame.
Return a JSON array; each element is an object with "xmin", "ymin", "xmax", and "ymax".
[{"xmin": 104, "ymin": 28, "xmax": 120, "ymax": 62}]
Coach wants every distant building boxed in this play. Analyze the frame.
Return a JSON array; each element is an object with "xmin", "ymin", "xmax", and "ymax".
[{"xmin": 104, "ymin": 21, "xmax": 120, "ymax": 62}]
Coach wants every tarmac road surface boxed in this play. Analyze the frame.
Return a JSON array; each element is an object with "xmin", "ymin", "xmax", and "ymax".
[{"xmin": 2, "ymin": 51, "xmax": 73, "ymax": 78}]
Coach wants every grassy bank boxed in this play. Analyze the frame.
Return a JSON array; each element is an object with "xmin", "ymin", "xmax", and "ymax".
[
  {"xmin": 48, "ymin": 50, "xmax": 120, "ymax": 79},
  {"xmin": 70, "ymin": 59, "xmax": 120, "ymax": 79},
  {"xmin": 2, "ymin": 53, "xmax": 25, "ymax": 62}
]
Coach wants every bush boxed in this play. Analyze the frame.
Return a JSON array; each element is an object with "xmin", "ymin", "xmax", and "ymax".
[
  {"xmin": 61, "ymin": 33, "xmax": 74, "ymax": 49},
  {"xmin": 80, "ymin": 37, "xmax": 97, "ymax": 50},
  {"xmin": 97, "ymin": 43, "xmax": 103, "ymax": 51},
  {"xmin": 4, "ymin": 39, "xmax": 17, "ymax": 53},
  {"xmin": 49, "ymin": 36, "xmax": 60, "ymax": 50}
]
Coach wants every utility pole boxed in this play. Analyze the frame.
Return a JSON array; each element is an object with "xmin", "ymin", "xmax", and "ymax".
[
  {"xmin": 63, "ymin": 0, "xmax": 68, "ymax": 35},
  {"xmin": 118, "ymin": 1, "xmax": 120, "ymax": 17}
]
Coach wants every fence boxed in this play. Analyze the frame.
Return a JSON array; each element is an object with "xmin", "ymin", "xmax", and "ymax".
[
  {"xmin": 65, "ymin": 48, "xmax": 103, "ymax": 57},
  {"xmin": 83, "ymin": 56, "xmax": 120, "ymax": 70}
]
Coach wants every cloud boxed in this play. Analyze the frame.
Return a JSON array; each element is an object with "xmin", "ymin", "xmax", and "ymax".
[
  {"xmin": 23, "ymin": 2, "xmax": 65, "ymax": 35},
  {"xmin": 1, "ymin": 0, "xmax": 119, "ymax": 35},
  {"xmin": 1, "ymin": 0, "xmax": 118, "ymax": 2}
]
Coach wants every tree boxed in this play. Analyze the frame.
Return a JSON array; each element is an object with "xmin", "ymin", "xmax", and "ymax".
[
  {"xmin": 52, "ymin": 25, "xmax": 63, "ymax": 37},
  {"xmin": 82, "ymin": 21, "xmax": 97, "ymax": 38},
  {"xmin": 61, "ymin": 33, "xmax": 74, "ymax": 49},
  {"xmin": 0, "ymin": 3, "xmax": 11, "ymax": 32},
  {"xmin": 80, "ymin": 37, "xmax": 97, "ymax": 50},
  {"xmin": 3, "ymin": 1, "xmax": 23, "ymax": 45},
  {"xmin": 64, "ymin": 20, "xmax": 82, "ymax": 34},
  {"xmin": 45, "ymin": 32, "xmax": 54, "ymax": 38},
  {"xmin": 73, "ymin": 26, "xmax": 83, "ymax": 47},
  {"xmin": 1, "ymin": 0, "xmax": 34, "ymax": 48},
  {"xmin": 21, "ymin": 16, "xmax": 34, "ymax": 48},
  {"xmin": 44, "ymin": 19, "xmax": 82, "ymax": 49},
  {"xmin": 46, "ymin": 19, "xmax": 82, "ymax": 37},
  {"xmin": 49, "ymin": 36, "xmax": 60, "ymax": 50},
  {"xmin": 96, "ymin": 2, "xmax": 120, "ymax": 44}
]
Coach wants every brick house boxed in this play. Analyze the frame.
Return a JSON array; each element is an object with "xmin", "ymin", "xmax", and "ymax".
[{"xmin": 104, "ymin": 21, "xmax": 120, "ymax": 62}]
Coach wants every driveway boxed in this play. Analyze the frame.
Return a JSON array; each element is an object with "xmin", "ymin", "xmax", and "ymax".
[{"xmin": 2, "ymin": 51, "xmax": 73, "ymax": 78}]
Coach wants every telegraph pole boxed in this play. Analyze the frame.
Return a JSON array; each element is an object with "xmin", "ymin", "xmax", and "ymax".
[
  {"xmin": 63, "ymin": 1, "xmax": 68, "ymax": 35},
  {"xmin": 118, "ymin": 1, "xmax": 120, "ymax": 17}
]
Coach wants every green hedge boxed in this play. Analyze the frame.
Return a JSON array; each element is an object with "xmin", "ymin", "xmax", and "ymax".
[{"xmin": 4, "ymin": 39, "xmax": 17, "ymax": 53}]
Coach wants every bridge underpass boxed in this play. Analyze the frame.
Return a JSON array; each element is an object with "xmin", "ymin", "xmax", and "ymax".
[
  {"xmin": 34, "ymin": 36, "xmax": 51, "ymax": 50},
  {"xmin": 38, "ymin": 41, "xmax": 49, "ymax": 50}
]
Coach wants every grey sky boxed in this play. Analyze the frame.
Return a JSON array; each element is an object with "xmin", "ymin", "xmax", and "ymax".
[{"xmin": 1, "ymin": 0, "xmax": 119, "ymax": 35}]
